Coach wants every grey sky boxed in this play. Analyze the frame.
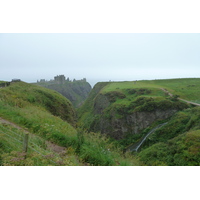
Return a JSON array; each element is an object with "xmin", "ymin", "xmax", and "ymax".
[{"xmin": 0, "ymin": 33, "xmax": 200, "ymax": 86}]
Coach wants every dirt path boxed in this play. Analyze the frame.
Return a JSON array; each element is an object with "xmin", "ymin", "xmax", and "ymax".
[
  {"xmin": 0, "ymin": 117, "xmax": 66, "ymax": 153},
  {"xmin": 160, "ymin": 88, "xmax": 200, "ymax": 107}
]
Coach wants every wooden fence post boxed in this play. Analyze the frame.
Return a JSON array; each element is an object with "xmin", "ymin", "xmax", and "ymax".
[{"xmin": 23, "ymin": 133, "xmax": 29, "ymax": 157}]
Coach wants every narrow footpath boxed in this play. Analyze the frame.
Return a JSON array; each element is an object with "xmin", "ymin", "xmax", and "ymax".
[
  {"xmin": 160, "ymin": 88, "xmax": 200, "ymax": 107},
  {"xmin": 126, "ymin": 88, "xmax": 200, "ymax": 153},
  {"xmin": 0, "ymin": 117, "xmax": 66, "ymax": 153}
]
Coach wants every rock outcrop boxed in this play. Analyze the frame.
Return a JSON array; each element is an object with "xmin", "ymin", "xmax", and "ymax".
[
  {"xmin": 35, "ymin": 78, "xmax": 92, "ymax": 108},
  {"xmin": 98, "ymin": 108, "xmax": 178, "ymax": 139},
  {"xmin": 78, "ymin": 82, "xmax": 189, "ymax": 140}
]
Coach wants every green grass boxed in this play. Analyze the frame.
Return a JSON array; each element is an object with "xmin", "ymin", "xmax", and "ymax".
[
  {"xmin": 0, "ymin": 81, "xmax": 141, "ymax": 166},
  {"xmin": 2, "ymin": 78, "xmax": 200, "ymax": 166},
  {"xmin": 35, "ymin": 79, "xmax": 92, "ymax": 108},
  {"xmin": 0, "ymin": 123, "xmax": 81, "ymax": 166},
  {"xmin": 78, "ymin": 80, "xmax": 189, "ymax": 138},
  {"xmin": 77, "ymin": 79, "xmax": 200, "ymax": 166},
  {"xmin": 138, "ymin": 129, "xmax": 200, "ymax": 166},
  {"xmin": 0, "ymin": 82, "xmax": 78, "ymax": 149},
  {"xmin": 0, "ymin": 81, "xmax": 76, "ymax": 125},
  {"xmin": 76, "ymin": 130, "xmax": 141, "ymax": 166},
  {"xmin": 139, "ymin": 107, "xmax": 200, "ymax": 149},
  {"xmin": 103, "ymin": 78, "xmax": 200, "ymax": 103},
  {"xmin": 135, "ymin": 106, "xmax": 200, "ymax": 165}
]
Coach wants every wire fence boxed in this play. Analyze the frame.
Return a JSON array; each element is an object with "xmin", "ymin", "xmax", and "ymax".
[{"xmin": 0, "ymin": 123, "xmax": 64, "ymax": 165}]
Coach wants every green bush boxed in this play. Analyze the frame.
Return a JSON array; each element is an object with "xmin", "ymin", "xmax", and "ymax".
[
  {"xmin": 138, "ymin": 130, "xmax": 200, "ymax": 166},
  {"xmin": 76, "ymin": 131, "xmax": 140, "ymax": 166},
  {"xmin": 105, "ymin": 91, "xmax": 126, "ymax": 102}
]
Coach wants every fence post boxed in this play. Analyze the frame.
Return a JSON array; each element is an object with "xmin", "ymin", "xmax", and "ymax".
[{"xmin": 23, "ymin": 133, "xmax": 29, "ymax": 157}]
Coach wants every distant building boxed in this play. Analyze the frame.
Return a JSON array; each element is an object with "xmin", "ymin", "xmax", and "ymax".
[
  {"xmin": 12, "ymin": 79, "xmax": 21, "ymax": 82},
  {"xmin": 81, "ymin": 78, "xmax": 87, "ymax": 82},
  {"xmin": 54, "ymin": 75, "xmax": 66, "ymax": 84}
]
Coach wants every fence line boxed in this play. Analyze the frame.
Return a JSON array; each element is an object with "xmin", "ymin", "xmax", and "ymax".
[
  {"xmin": 0, "ymin": 130, "xmax": 23, "ymax": 144},
  {"xmin": 3, "ymin": 136, "xmax": 22, "ymax": 151},
  {"xmin": 28, "ymin": 145, "xmax": 58, "ymax": 165},
  {"xmin": 29, "ymin": 141, "xmax": 46, "ymax": 151},
  {"xmin": 0, "ymin": 125, "xmax": 62, "ymax": 165},
  {"xmin": 0, "ymin": 127, "xmax": 49, "ymax": 153},
  {"xmin": 0, "ymin": 124, "xmax": 46, "ymax": 150},
  {"xmin": 0, "ymin": 125, "xmax": 24, "ymax": 139},
  {"xmin": 1, "ymin": 124, "xmax": 49, "ymax": 151},
  {"xmin": 1, "ymin": 133, "xmax": 58, "ymax": 165}
]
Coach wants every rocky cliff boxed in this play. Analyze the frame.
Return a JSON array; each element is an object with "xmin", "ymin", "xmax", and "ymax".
[
  {"xmin": 78, "ymin": 82, "xmax": 189, "ymax": 140},
  {"xmin": 35, "ymin": 79, "xmax": 92, "ymax": 108}
]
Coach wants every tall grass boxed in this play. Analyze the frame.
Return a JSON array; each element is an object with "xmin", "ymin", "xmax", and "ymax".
[
  {"xmin": 76, "ymin": 130, "xmax": 141, "ymax": 166},
  {"xmin": 0, "ymin": 123, "xmax": 81, "ymax": 166}
]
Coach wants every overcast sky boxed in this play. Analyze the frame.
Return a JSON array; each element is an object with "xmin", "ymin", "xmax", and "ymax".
[{"xmin": 1, "ymin": 33, "xmax": 200, "ymax": 86}]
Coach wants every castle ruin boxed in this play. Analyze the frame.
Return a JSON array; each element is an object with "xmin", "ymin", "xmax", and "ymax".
[{"xmin": 54, "ymin": 75, "xmax": 66, "ymax": 84}]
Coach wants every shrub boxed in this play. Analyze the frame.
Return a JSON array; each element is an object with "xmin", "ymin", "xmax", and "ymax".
[{"xmin": 105, "ymin": 91, "xmax": 126, "ymax": 102}]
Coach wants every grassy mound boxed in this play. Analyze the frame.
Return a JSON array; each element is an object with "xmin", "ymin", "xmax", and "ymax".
[
  {"xmin": 0, "ymin": 81, "xmax": 76, "ymax": 125},
  {"xmin": 0, "ymin": 82, "xmax": 78, "ymax": 147}
]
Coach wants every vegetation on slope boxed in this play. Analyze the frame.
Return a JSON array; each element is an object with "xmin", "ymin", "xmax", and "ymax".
[
  {"xmin": 0, "ymin": 81, "xmax": 76, "ymax": 125},
  {"xmin": 138, "ymin": 129, "xmax": 200, "ymax": 166},
  {"xmin": 35, "ymin": 79, "xmax": 92, "ymax": 108},
  {"xmin": 77, "ymin": 78, "xmax": 200, "ymax": 166},
  {"xmin": 0, "ymin": 81, "xmax": 140, "ymax": 166},
  {"xmin": 103, "ymin": 78, "xmax": 200, "ymax": 103},
  {"xmin": 0, "ymin": 82, "xmax": 78, "ymax": 147},
  {"xmin": 0, "ymin": 123, "xmax": 80, "ymax": 166},
  {"xmin": 1, "ymin": 78, "xmax": 200, "ymax": 166},
  {"xmin": 77, "ymin": 82, "xmax": 110, "ymax": 128},
  {"xmin": 78, "ymin": 81, "xmax": 189, "ymax": 140}
]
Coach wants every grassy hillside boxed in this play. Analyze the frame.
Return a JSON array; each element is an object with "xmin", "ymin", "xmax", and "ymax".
[
  {"xmin": 0, "ymin": 123, "xmax": 80, "ymax": 166},
  {"xmin": 138, "ymin": 130, "xmax": 200, "ymax": 166},
  {"xmin": 103, "ymin": 78, "xmax": 200, "ymax": 103},
  {"xmin": 35, "ymin": 80, "xmax": 92, "ymax": 108},
  {"xmin": 77, "ymin": 78, "xmax": 200, "ymax": 165},
  {"xmin": 0, "ymin": 82, "xmax": 78, "ymax": 146},
  {"xmin": 77, "ymin": 82, "xmax": 110, "ymax": 128},
  {"xmin": 1, "ymin": 78, "xmax": 200, "ymax": 166},
  {"xmin": 0, "ymin": 81, "xmax": 76, "ymax": 125},
  {"xmin": 79, "ymin": 78, "xmax": 200, "ymax": 120},
  {"xmin": 0, "ymin": 81, "xmax": 140, "ymax": 166},
  {"xmin": 77, "ymin": 80, "xmax": 189, "ymax": 139}
]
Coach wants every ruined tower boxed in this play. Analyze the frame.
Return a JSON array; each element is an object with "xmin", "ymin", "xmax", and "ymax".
[{"xmin": 54, "ymin": 75, "xmax": 66, "ymax": 84}]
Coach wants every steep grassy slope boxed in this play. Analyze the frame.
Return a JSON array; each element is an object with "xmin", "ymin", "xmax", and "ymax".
[
  {"xmin": 35, "ymin": 80, "xmax": 92, "ymax": 107},
  {"xmin": 138, "ymin": 130, "xmax": 200, "ymax": 166},
  {"xmin": 0, "ymin": 82, "xmax": 78, "ymax": 146},
  {"xmin": 77, "ymin": 78, "xmax": 200, "ymax": 165},
  {"xmin": 0, "ymin": 81, "xmax": 140, "ymax": 166},
  {"xmin": 0, "ymin": 81, "xmax": 76, "ymax": 125},
  {"xmin": 0, "ymin": 122, "xmax": 80, "ymax": 166},
  {"xmin": 78, "ymin": 80, "xmax": 189, "ymax": 139},
  {"xmin": 77, "ymin": 82, "xmax": 110, "ymax": 127}
]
